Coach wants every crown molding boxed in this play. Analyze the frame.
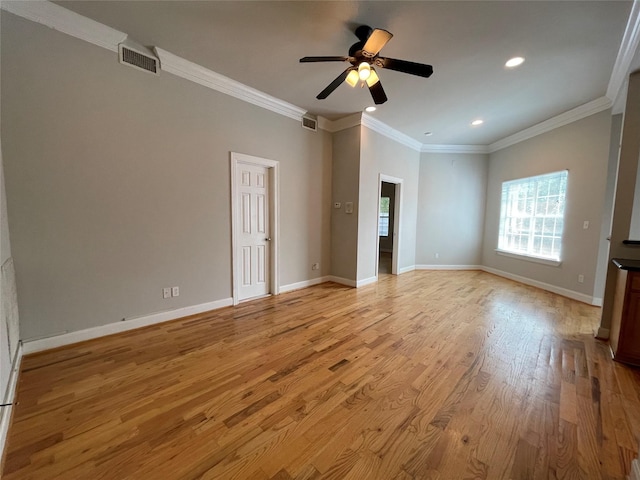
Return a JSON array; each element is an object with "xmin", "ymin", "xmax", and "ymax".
[
  {"xmin": 420, "ymin": 144, "xmax": 489, "ymax": 154},
  {"xmin": 319, "ymin": 113, "xmax": 422, "ymax": 152},
  {"xmin": 361, "ymin": 114, "xmax": 423, "ymax": 152},
  {"xmin": 154, "ymin": 48, "xmax": 306, "ymax": 121},
  {"xmin": 1, "ymin": 0, "xmax": 126, "ymax": 52},
  {"xmin": 488, "ymin": 96, "xmax": 612, "ymax": 153},
  {"xmin": 318, "ymin": 113, "xmax": 362, "ymax": 133},
  {"xmin": 606, "ymin": 0, "xmax": 640, "ymax": 104}
]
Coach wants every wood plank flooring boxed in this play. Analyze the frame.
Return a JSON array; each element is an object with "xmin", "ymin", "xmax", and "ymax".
[{"xmin": 3, "ymin": 271, "xmax": 640, "ymax": 479}]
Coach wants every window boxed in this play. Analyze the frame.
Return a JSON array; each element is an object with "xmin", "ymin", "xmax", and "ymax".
[
  {"xmin": 498, "ymin": 170, "xmax": 568, "ymax": 262},
  {"xmin": 379, "ymin": 197, "xmax": 390, "ymax": 236}
]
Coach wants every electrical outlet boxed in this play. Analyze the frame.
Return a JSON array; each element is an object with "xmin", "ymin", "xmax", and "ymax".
[
  {"xmin": 163, "ymin": 287, "xmax": 171, "ymax": 299},
  {"xmin": 578, "ymin": 275, "xmax": 584, "ymax": 283},
  {"xmin": 583, "ymin": 220, "xmax": 589, "ymax": 230},
  {"xmin": 172, "ymin": 286, "xmax": 180, "ymax": 297},
  {"xmin": 312, "ymin": 263, "xmax": 319, "ymax": 270}
]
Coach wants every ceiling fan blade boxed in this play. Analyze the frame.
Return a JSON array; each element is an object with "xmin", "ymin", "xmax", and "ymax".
[
  {"xmin": 317, "ymin": 68, "xmax": 351, "ymax": 99},
  {"xmin": 368, "ymin": 80, "xmax": 388, "ymax": 105},
  {"xmin": 362, "ymin": 29, "xmax": 393, "ymax": 57},
  {"xmin": 300, "ymin": 56, "xmax": 349, "ymax": 63},
  {"xmin": 377, "ymin": 57, "xmax": 434, "ymax": 78}
]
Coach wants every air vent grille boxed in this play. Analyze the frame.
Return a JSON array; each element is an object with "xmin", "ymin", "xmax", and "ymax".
[
  {"xmin": 121, "ymin": 47, "xmax": 158, "ymax": 74},
  {"xmin": 118, "ymin": 40, "xmax": 160, "ymax": 76},
  {"xmin": 302, "ymin": 115, "xmax": 317, "ymax": 132}
]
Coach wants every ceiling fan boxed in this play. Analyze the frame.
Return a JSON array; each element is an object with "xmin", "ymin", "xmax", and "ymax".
[{"xmin": 300, "ymin": 25, "xmax": 434, "ymax": 105}]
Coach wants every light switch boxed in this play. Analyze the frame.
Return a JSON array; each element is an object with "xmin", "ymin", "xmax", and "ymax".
[
  {"xmin": 345, "ymin": 202, "xmax": 354, "ymax": 214},
  {"xmin": 583, "ymin": 220, "xmax": 589, "ymax": 230}
]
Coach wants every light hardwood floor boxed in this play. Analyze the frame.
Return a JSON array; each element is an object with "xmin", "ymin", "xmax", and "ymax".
[{"xmin": 3, "ymin": 271, "xmax": 640, "ymax": 479}]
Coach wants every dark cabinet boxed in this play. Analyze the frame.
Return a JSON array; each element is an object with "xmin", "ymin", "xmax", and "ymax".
[{"xmin": 611, "ymin": 267, "xmax": 640, "ymax": 366}]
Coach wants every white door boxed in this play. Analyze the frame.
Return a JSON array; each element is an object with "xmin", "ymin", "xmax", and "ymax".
[{"xmin": 236, "ymin": 162, "xmax": 270, "ymax": 300}]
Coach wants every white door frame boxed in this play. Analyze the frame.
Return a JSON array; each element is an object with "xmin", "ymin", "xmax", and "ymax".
[
  {"xmin": 376, "ymin": 174, "xmax": 402, "ymax": 277},
  {"xmin": 230, "ymin": 152, "xmax": 279, "ymax": 305}
]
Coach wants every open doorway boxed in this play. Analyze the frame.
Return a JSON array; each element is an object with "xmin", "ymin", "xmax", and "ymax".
[{"xmin": 377, "ymin": 175, "xmax": 402, "ymax": 276}]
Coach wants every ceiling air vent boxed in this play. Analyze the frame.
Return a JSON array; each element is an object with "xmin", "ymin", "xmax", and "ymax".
[
  {"xmin": 118, "ymin": 39, "xmax": 160, "ymax": 76},
  {"xmin": 302, "ymin": 115, "xmax": 318, "ymax": 132}
]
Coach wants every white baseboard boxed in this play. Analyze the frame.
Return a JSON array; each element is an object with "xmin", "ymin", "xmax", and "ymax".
[
  {"xmin": 0, "ymin": 342, "xmax": 23, "ymax": 462},
  {"xmin": 415, "ymin": 264, "xmax": 482, "ymax": 271},
  {"xmin": 22, "ymin": 298, "xmax": 233, "ymax": 354},
  {"xmin": 398, "ymin": 265, "xmax": 416, "ymax": 274},
  {"xmin": 357, "ymin": 276, "xmax": 378, "ymax": 287},
  {"xmin": 326, "ymin": 276, "xmax": 357, "ymax": 287},
  {"xmin": 280, "ymin": 276, "xmax": 330, "ymax": 293},
  {"xmin": 481, "ymin": 266, "xmax": 599, "ymax": 305},
  {"xmin": 596, "ymin": 327, "xmax": 610, "ymax": 340},
  {"xmin": 630, "ymin": 458, "xmax": 640, "ymax": 480}
]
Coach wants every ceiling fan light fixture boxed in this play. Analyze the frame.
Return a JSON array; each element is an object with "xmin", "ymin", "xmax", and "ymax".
[
  {"xmin": 365, "ymin": 68, "xmax": 380, "ymax": 87},
  {"xmin": 358, "ymin": 62, "xmax": 371, "ymax": 81},
  {"xmin": 345, "ymin": 69, "xmax": 359, "ymax": 87}
]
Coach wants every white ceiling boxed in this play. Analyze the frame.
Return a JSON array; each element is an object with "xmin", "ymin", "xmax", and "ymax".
[{"xmin": 54, "ymin": 1, "xmax": 636, "ymax": 147}]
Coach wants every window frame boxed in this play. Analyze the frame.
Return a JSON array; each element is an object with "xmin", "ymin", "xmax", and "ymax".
[
  {"xmin": 496, "ymin": 170, "xmax": 568, "ymax": 267},
  {"xmin": 379, "ymin": 196, "xmax": 390, "ymax": 237}
]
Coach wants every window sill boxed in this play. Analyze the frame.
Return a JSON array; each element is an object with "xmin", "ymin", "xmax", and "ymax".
[{"xmin": 495, "ymin": 249, "xmax": 561, "ymax": 267}]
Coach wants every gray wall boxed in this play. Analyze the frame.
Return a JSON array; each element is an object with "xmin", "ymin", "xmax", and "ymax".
[
  {"xmin": 1, "ymin": 13, "xmax": 332, "ymax": 340},
  {"xmin": 358, "ymin": 127, "xmax": 420, "ymax": 281},
  {"xmin": 482, "ymin": 110, "xmax": 612, "ymax": 298},
  {"xmin": 330, "ymin": 126, "xmax": 360, "ymax": 282},
  {"xmin": 0, "ymin": 8, "xmax": 19, "ymax": 403},
  {"xmin": 416, "ymin": 152, "xmax": 488, "ymax": 266},
  {"xmin": 593, "ymin": 114, "xmax": 623, "ymax": 302}
]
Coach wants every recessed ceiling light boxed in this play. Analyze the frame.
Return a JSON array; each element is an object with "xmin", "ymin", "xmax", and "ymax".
[
  {"xmin": 424, "ymin": 132, "xmax": 433, "ymax": 136},
  {"xmin": 365, "ymin": 106, "xmax": 377, "ymax": 113},
  {"xmin": 471, "ymin": 119, "xmax": 484, "ymax": 126},
  {"xmin": 505, "ymin": 57, "xmax": 525, "ymax": 68}
]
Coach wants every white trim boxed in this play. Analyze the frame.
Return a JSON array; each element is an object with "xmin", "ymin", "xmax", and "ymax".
[
  {"xmin": 607, "ymin": 0, "xmax": 640, "ymax": 104},
  {"xmin": 361, "ymin": 114, "xmax": 422, "ymax": 152},
  {"xmin": 596, "ymin": 327, "xmax": 610, "ymax": 339},
  {"xmin": 630, "ymin": 458, "xmax": 640, "ymax": 480},
  {"xmin": 320, "ymin": 113, "xmax": 362, "ymax": 133},
  {"xmin": 495, "ymin": 249, "xmax": 562, "ymax": 267},
  {"xmin": 488, "ymin": 97, "xmax": 612, "ymax": 153},
  {"xmin": 22, "ymin": 298, "xmax": 233, "ymax": 354},
  {"xmin": 1, "ymin": 0, "xmax": 126, "ymax": 52},
  {"xmin": 421, "ymin": 144, "xmax": 489, "ymax": 154},
  {"xmin": 356, "ymin": 276, "xmax": 378, "ymax": 287},
  {"xmin": 326, "ymin": 276, "xmax": 357, "ymax": 287},
  {"xmin": 481, "ymin": 266, "xmax": 599, "ymax": 305},
  {"xmin": 155, "ymin": 48, "xmax": 305, "ymax": 121},
  {"xmin": 398, "ymin": 265, "xmax": 416, "ymax": 274},
  {"xmin": 279, "ymin": 276, "xmax": 329, "ymax": 293},
  {"xmin": 0, "ymin": 342, "xmax": 22, "ymax": 462},
  {"xmin": 230, "ymin": 152, "xmax": 280, "ymax": 306},
  {"xmin": 416, "ymin": 264, "xmax": 482, "ymax": 271},
  {"xmin": 592, "ymin": 297, "xmax": 603, "ymax": 307}
]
